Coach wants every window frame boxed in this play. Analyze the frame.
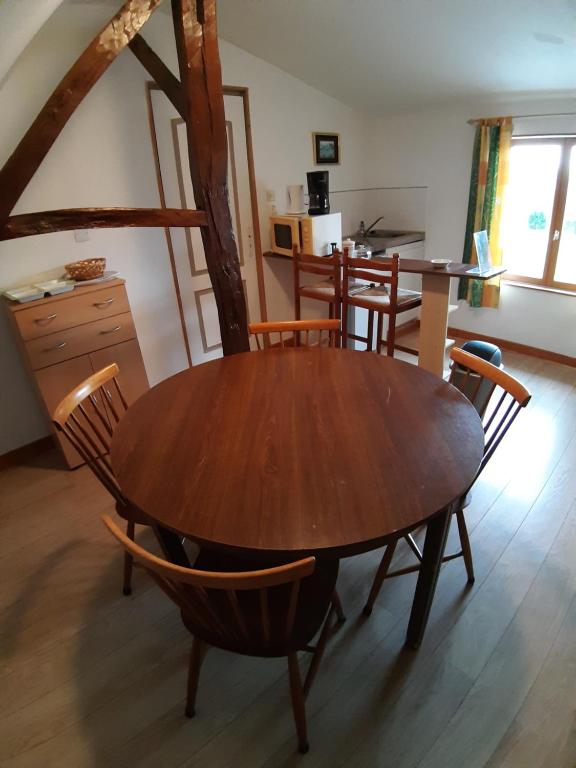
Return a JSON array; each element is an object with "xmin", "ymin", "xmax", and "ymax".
[{"xmin": 502, "ymin": 135, "xmax": 576, "ymax": 291}]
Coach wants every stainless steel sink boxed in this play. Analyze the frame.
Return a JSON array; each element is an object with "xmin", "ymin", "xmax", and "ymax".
[
  {"xmin": 351, "ymin": 228, "xmax": 425, "ymax": 253},
  {"xmin": 366, "ymin": 229, "xmax": 407, "ymax": 238}
]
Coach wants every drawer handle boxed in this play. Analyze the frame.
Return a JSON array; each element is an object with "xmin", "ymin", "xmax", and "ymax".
[
  {"xmin": 100, "ymin": 325, "xmax": 121, "ymax": 335},
  {"xmin": 34, "ymin": 313, "xmax": 57, "ymax": 324},
  {"xmin": 94, "ymin": 298, "xmax": 114, "ymax": 308},
  {"xmin": 45, "ymin": 341, "xmax": 67, "ymax": 351}
]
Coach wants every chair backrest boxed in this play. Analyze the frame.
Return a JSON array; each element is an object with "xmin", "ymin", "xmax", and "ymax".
[
  {"xmin": 292, "ymin": 246, "xmax": 341, "ymax": 302},
  {"xmin": 52, "ymin": 364, "xmax": 128, "ymax": 503},
  {"xmin": 342, "ymin": 251, "xmax": 400, "ymax": 313},
  {"xmin": 249, "ymin": 319, "xmax": 340, "ymax": 349},
  {"xmin": 449, "ymin": 347, "xmax": 531, "ymax": 482},
  {"xmin": 102, "ymin": 514, "xmax": 316, "ymax": 650}
]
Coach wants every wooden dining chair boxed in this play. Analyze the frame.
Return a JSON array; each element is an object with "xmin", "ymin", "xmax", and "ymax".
[
  {"xmin": 249, "ymin": 319, "xmax": 341, "ymax": 349},
  {"xmin": 341, "ymin": 252, "xmax": 422, "ymax": 355},
  {"xmin": 362, "ymin": 346, "xmax": 531, "ymax": 616},
  {"xmin": 102, "ymin": 515, "xmax": 345, "ymax": 754},
  {"xmin": 52, "ymin": 363, "xmax": 149, "ymax": 595},
  {"xmin": 293, "ymin": 245, "xmax": 342, "ymax": 322}
]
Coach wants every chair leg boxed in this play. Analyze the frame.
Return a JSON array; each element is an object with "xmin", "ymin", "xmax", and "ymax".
[
  {"xmin": 185, "ymin": 637, "xmax": 206, "ymax": 718},
  {"xmin": 288, "ymin": 653, "xmax": 309, "ymax": 754},
  {"xmin": 123, "ymin": 521, "xmax": 135, "ymax": 596},
  {"xmin": 386, "ymin": 313, "xmax": 396, "ymax": 357},
  {"xmin": 342, "ymin": 298, "xmax": 349, "ymax": 349},
  {"xmin": 363, "ymin": 539, "xmax": 398, "ymax": 616},
  {"xmin": 455, "ymin": 507, "xmax": 475, "ymax": 584},
  {"xmin": 405, "ymin": 532, "xmax": 423, "ymax": 562},
  {"xmin": 366, "ymin": 310, "xmax": 374, "ymax": 351},
  {"xmin": 376, "ymin": 312, "xmax": 384, "ymax": 355},
  {"xmin": 332, "ymin": 590, "xmax": 346, "ymax": 624}
]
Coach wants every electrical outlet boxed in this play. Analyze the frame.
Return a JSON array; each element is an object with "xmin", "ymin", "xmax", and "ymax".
[
  {"xmin": 265, "ymin": 189, "xmax": 276, "ymax": 203},
  {"xmin": 74, "ymin": 230, "xmax": 90, "ymax": 243}
]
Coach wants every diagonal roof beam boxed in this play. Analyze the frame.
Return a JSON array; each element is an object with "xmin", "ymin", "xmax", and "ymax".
[
  {"xmin": 0, "ymin": 0, "xmax": 164, "ymax": 228},
  {"xmin": 129, "ymin": 34, "xmax": 185, "ymax": 118}
]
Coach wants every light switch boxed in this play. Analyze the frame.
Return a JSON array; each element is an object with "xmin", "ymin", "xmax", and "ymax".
[{"xmin": 74, "ymin": 230, "xmax": 90, "ymax": 243}]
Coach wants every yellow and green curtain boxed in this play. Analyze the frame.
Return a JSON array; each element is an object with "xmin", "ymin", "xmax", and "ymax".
[{"xmin": 458, "ymin": 117, "xmax": 512, "ymax": 308}]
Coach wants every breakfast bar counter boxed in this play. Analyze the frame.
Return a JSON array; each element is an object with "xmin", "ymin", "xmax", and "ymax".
[{"xmin": 265, "ymin": 250, "xmax": 505, "ymax": 376}]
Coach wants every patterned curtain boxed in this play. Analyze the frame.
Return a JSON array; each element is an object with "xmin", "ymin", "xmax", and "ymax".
[{"xmin": 458, "ymin": 118, "xmax": 513, "ymax": 308}]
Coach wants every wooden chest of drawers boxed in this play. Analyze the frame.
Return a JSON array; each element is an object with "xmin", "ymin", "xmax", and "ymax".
[{"xmin": 5, "ymin": 279, "xmax": 149, "ymax": 468}]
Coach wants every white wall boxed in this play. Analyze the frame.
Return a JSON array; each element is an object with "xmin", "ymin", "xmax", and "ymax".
[
  {"xmin": 0, "ymin": 6, "xmax": 366, "ymax": 455},
  {"xmin": 363, "ymin": 96, "xmax": 576, "ymax": 356}
]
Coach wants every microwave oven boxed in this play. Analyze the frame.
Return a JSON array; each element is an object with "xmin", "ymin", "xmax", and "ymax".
[{"xmin": 269, "ymin": 212, "xmax": 342, "ymax": 257}]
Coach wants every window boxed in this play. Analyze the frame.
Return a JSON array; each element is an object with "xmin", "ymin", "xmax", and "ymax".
[{"xmin": 501, "ymin": 136, "xmax": 576, "ymax": 290}]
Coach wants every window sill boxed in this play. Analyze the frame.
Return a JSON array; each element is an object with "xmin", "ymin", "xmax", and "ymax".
[{"xmin": 504, "ymin": 280, "xmax": 576, "ymax": 297}]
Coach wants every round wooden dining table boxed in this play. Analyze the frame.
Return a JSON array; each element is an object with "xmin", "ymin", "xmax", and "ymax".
[{"xmin": 112, "ymin": 347, "xmax": 484, "ymax": 647}]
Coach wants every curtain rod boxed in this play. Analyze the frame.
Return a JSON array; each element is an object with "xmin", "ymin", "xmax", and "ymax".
[{"xmin": 468, "ymin": 112, "xmax": 576, "ymax": 124}]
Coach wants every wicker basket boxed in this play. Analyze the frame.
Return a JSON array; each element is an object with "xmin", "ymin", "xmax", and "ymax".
[{"xmin": 65, "ymin": 258, "xmax": 106, "ymax": 281}]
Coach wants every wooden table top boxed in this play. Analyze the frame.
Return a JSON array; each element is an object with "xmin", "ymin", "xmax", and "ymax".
[
  {"xmin": 112, "ymin": 348, "xmax": 484, "ymax": 559},
  {"xmin": 264, "ymin": 250, "xmax": 506, "ymax": 280},
  {"xmin": 372, "ymin": 257, "xmax": 507, "ymax": 280}
]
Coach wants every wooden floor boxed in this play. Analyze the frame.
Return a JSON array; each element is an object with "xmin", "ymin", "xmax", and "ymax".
[{"xmin": 2, "ymin": 345, "xmax": 576, "ymax": 767}]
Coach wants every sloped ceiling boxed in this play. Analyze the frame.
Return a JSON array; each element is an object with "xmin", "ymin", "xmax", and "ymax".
[
  {"xmin": 217, "ymin": 0, "xmax": 576, "ymax": 113},
  {"xmin": 0, "ymin": 0, "xmax": 65, "ymax": 86}
]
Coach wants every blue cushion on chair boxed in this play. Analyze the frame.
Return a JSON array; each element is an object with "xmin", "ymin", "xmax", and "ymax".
[{"xmin": 461, "ymin": 340, "xmax": 502, "ymax": 368}]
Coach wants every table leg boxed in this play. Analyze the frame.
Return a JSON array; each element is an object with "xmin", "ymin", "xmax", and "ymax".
[
  {"xmin": 418, "ymin": 272, "xmax": 451, "ymax": 377},
  {"xmin": 153, "ymin": 524, "xmax": 191, "ymax": 567},
  {"xmin": 405, "ymin": 506, "xmax": 452, "ymax": 649}
]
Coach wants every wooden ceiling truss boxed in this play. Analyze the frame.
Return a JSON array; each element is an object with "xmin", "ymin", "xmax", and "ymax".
[{"xmin": 0, "ymin": 0, "xmax": 249, "ymax": 355}]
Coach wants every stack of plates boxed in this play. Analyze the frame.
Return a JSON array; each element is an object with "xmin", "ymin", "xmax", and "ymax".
[
  {"xmin": 4, "ymin": 271, "xmax": 120, "ymax": 303},
  {"xmin": 4, "ymin": 280, "xmax": 75, "ymax": 303}
]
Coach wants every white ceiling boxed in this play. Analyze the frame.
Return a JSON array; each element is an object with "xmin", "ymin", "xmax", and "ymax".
[{"xmin": 216, "ymin": 0, "xmax": 576, "ymax": 113}]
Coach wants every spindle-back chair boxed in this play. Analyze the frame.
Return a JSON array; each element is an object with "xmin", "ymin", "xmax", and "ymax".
[
  {"xmin": 293, "ymin": 246, "xmax": 342, "ymax": 322},
  {"xmin": 249, "ymin": 319, "xmax": 341, "ymax": 350},
  {"xmin": 362, "ymin": 347, "xmax": 531, "ymax": 616},
  {"xmin": 52, "ymin": 363, "xmax": 148, "ymax": 594},
  {"xmin": 342, "ymin": 252, "xmax": 422, "ymax": 355},
  {"xmin": 102, "ymin": 515, "xmax": 344, "ymax": 754}
]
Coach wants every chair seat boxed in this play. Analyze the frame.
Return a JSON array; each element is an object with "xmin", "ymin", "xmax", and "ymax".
[
  {"xmin": 347, "ymin": 285, "xmax": 422, "ymax": 312},
  {"xmin": 183, "ymin": 549, "xmax": 339, "ymax": 657},
  {"xmin": 299, "ymin": 279, "xmax": 336, "ymax": 302}
]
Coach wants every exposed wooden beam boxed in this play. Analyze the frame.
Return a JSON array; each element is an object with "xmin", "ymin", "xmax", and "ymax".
[
  {"xmin": 172, "ymin": 0, "xmax": 249, "ymax": 355},
  {"xmin": 0, "ymin": 0, "xmax": 164, "ymax": 228},
  {"xmin": 0, "ymin": 207, "xmax": 207, "ymax": 240},
  {"xmin": 129, "ymin": 34, "xmax": 185, "ymax": 118}
]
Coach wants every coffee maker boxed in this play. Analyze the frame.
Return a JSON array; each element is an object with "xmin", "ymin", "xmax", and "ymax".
[{"xmin": 307, "ymin": 171, "xmax": 330, "ymax": 216}]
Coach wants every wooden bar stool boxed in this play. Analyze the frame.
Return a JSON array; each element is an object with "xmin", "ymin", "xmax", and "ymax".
[
  {"xmin": 341, "ymin": 252, "xmax": 422, "ymax": 355},
  {"xmin": 293, "ymin": 245, "xmax": 342, "ymax": 324}
]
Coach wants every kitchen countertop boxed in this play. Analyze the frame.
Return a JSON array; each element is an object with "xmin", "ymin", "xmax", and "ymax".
[{"xmin": 351, "ymin": 229, "xmax": 425, "ymax": 253}]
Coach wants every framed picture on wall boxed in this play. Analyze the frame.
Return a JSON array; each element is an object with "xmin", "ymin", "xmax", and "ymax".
[{"xmin": 312, "ymin": 132, "xmax": 340, "ymax": 165}]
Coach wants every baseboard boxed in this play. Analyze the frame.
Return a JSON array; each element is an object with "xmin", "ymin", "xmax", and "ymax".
[
  {"xmin": 447, "ymin": 326, "xmax": 576, "ymax": 368},
  {"xmin": 0, "ymin": 435, "xmax": 54, "ymax": 471}
]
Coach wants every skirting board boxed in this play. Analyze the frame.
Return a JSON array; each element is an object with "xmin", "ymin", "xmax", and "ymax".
[
  {"xmin": 0, "ymin": 435, "xmax": 54, "ymax": 471},
  {"xmin": 448, "ymin": 326, "xmax": 576, "ymax": 368}
]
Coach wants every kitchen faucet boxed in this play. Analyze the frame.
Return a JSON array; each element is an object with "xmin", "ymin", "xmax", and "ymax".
[
  {"xmin": 364, "ymin": 215, "xmax": 385, "ymax": 233},
  {"xmin": 357, "ymin": 216, "xmax": 385, "ymax": 237}
]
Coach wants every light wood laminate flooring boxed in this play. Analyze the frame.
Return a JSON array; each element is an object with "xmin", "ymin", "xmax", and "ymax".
[{"xmin": 1, "ymin": 345, "xmax": 576, "ymax": 767}]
